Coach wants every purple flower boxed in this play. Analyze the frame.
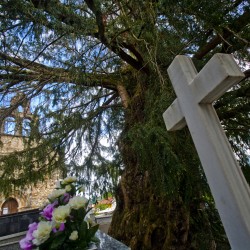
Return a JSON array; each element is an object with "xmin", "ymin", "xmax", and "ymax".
[
  {"xmin": 19, "ymin": 238, "xmax": 33, "ymax": 250},
  {"xmin": 62, "ymin": 193, "xmax": 70, "ymax": 204},
  {"xmin": 52, "ymin": 223, "xmax": 65, "ymax": 233},
  {"xmin": 40, "ymin": 203, "xmax": 55, "ymax": 220},
  {"xmin": 59, "ymin": 223, "xmax": 65, "ymax": 231},
  {"xmin": 19, "ymin": 222, "xmax": 38, "ymax": 250},
  {"xmin": 28, "ymin": 222, "xmax": 38, "ymax": 232}
]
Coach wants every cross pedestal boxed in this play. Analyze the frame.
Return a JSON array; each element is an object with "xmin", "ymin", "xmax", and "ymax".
[{"xmin": 163, "ymin": 54, "xmax": 250, "ymax": 249}]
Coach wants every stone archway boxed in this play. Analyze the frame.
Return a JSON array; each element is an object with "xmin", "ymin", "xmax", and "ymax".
[{"xmin": 1, "ymin": 198, "xmax": 18, "ymax": 215}]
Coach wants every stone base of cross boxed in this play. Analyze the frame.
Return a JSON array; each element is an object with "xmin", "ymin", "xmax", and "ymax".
[{"xmin": 163, "ymin": 54, "xmax": 250, "ymax": 249}]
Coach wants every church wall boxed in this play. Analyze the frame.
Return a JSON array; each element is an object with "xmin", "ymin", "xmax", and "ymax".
[{"xmin": 0, "ymin": 134, "xmax": 61, "ymax": 214}]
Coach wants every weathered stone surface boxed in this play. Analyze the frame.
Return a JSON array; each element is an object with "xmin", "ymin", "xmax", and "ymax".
[{"xmin": 0, "ymin": 133, "xmax": 60, "ymax": 214}]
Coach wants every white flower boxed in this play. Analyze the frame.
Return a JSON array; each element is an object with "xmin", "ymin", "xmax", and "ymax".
[
  {"xmin": 61, "ymin": 176, "xmax": 77, "ymax": 184},
  {"xmin": 65, "ymin": 185, "xmax": 72, "ymax": 192},
  {"xmin": 32, "ymin": 221, "xmax": 52, "ymax": 246},
  {"xmin": 48, "ymin": 189, "xmax": 65, "ymax": 201},
  {"xmin": 52, "ymin": 205, "xmax": 71, "ymax": 223},
  {"xmin": 68, "ymin": 196, "xmax": 88, "ymax": 210},
  {"xmin": 69, "ymin": 230, "xmax": 78, "ymax": 241}
]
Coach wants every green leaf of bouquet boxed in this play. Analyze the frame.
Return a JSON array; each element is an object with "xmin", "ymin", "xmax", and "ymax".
[
  {"xmin": 38, "ymin": 216, "xmax": 46, "ymax": 221},
  {"xmin": 70, "ymin": 185, "xmax": 76, "ymax": 196},
  {"xmin": 78, "ymin": 207, "xmax": 87, "ymax": 218},
  {"xmin": 39, "ymin": 240, "xmax": 52, "ymax": 250},
  {"xmin": 91, "ymin": 235, "xmax": 100, "ymax": 243},
  {"xmin": 50, "ymin": 233, "xmax": 67, "ymax": 249},
  {"xmin": 70, "ymin": 208, "xmax": 78, "ymax": 220},
  {"xmin": 79, "ymin": 220, "xmax": 88, "ymax": 239},
  {"xmin": 39, "ymin": 232, "xmax": 56, "ymax": 250},
  {"xmin": 88, "ymin": 224, "xmax": 99, "ymax": 237},
  {"xmin": 78, "ymin": 239, "xmax": 88, "ymax": 247},
  {"xmin": 71, "ymin": 207, "xmax": 86, "ymax": 222},
  {"xmin": 47, "ymin": 198, "xmax": 53, "ymax": 203}
]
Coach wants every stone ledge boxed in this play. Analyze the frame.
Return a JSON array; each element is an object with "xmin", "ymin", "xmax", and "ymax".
[{"xmin": 0, "ymin": 231, "xmax": 26, "ymax": 246}]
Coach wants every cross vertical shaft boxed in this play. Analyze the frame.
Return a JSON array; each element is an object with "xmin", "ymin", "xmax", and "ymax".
[{"xmin": 163, "ymin": 54, "xmax": 250, "ymax": 249}]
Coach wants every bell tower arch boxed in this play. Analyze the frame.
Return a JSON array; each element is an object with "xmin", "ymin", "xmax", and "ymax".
[{"xmin": 0, "ymin": 92, "xmax": 61, "ymax": 214}]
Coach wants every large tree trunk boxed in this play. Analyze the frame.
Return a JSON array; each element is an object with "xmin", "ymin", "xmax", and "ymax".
[
  {"xmin": 109, "ymin": 169, "xmax": 191, "ymax": 250},
  {"xmin": 109, "ymin": 76, "xmax": 229, "ymax": 249},
  {"xmin": 108, "ymin": 84, "xmax": 191, "ymax": 249},
  {"xmin": 109, "ymin": 132, "xmax": 227, "ymax": 249}
]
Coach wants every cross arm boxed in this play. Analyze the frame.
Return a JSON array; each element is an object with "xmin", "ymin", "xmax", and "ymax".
[
  {"xmin": 163, "ymin": 99, "xmax": 186, "ymax": 131},
  {"xmin": 191, "ymin": 54, "xmax": 245, "ymax": 103},
  {"xmin": 163, "ymin": 54, "xmax": 245, "ymax": 132}
]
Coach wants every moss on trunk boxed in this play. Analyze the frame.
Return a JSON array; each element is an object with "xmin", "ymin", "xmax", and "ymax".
[{"xmin": 109, "ymin": 168, "xmax": 191, "ymax": 250}]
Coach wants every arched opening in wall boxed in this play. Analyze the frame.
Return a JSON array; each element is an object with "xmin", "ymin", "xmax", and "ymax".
[
  {"xmin": 4, "ymin": 117, "xmax": 16, "ymax": 135},
  {"xmin": 22, "ymin": 118, "xmax": 31, "ymax": 136},
  {"xmin": 1, "ymin": 198, "xmax": 18, "ymax": 215}
]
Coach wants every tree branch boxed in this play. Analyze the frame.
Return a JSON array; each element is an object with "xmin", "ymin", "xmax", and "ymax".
[
  {"xmin": 83, "ymin": 0, "xmax": 148, "ymax": 73},
  {"xmin": 0, "ymin": 53, "xmax": 121, "ymax": 91},
  {"xmin": 218, "ymin": 102, "xmax": 250, "ymax": 121},
  {"xmin": 194, "ymin": 8, "xmax": 250, "ymax": 59},
  {"xmin": 117, "ymin": 84, "xmax": 130, "ymax": 109}
]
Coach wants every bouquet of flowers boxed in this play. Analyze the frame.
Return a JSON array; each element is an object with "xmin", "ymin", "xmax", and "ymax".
[{"xmin": 20, "ymin": 176, "xmax": 99, "ymax": 250}]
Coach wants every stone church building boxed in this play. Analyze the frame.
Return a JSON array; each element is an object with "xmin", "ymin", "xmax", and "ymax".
[{"xmin": 0, "ymin": 94, "xmax": 60, "ymax": 215}]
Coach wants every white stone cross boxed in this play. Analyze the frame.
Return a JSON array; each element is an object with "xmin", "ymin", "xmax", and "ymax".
[{"xmin": 163, "ymin": 54, "xmax": 250, "ymax": 249}]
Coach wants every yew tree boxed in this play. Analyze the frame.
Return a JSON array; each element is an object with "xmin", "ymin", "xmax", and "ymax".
[{"xmin": 0, "ymin": 0, "xmax": 249, "ymax": 249}]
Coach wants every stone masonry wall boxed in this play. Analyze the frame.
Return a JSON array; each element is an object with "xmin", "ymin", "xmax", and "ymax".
[{"xmin": 0, "ymin": 134, "xmax": 61, "ymax": 214}]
